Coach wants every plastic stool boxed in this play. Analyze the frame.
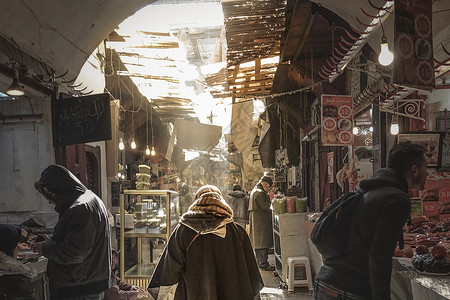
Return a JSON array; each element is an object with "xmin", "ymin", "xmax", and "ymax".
[{"xmin": 287, "ymin": 256, "xmax": 313, "ymax": 294}]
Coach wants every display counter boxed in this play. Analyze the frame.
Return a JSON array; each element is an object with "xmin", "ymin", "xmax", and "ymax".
[
  {"xmin": 118, "ymin": 189, "xmax": 179, "ymax": 289},
  {"xmin": 392, "ymin": 257, "xmax": 450, "ymax": 300}
]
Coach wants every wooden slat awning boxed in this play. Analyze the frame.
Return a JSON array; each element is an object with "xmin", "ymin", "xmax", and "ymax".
[
  {"xmin": 222, "ymin": 0, "xmax": 286, "ymax": 66},
  {"xmin": 208, "ymin": 0, "xmax": 287, "ymax": 100}
]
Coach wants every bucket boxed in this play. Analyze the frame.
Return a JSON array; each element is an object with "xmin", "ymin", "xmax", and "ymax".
[{"xmin": 286, "ymin": 197, "xmax": 296, "ymax": 213}]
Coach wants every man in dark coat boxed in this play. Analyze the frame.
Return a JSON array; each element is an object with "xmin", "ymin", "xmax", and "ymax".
[
  {"xmin": 227, "ymin": 184, "xmax": 249, "ymax": 228},
  {"xmin": 31, "ymin": 164, "xmax": 111, "ymax": 299},
  {"xmin": 249, "ymin": 174, "xmax": 274, "ymax": 271},
  {"xmin": 315, "ymin": 142, "xmax": 429, "ymax": 300},
  {"xmin": 147, "ymin": 185, "xmax": 263, "ymax": 300}
]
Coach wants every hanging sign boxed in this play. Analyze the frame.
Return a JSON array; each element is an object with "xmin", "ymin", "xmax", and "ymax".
[
  {"xmin": 51, "ymin": 93, "xmax": 112, "ymax": 146},
  {"xmin": 327, "ymin": 152, "xmax": 334, "ymax": 183},
  {"xmin": 321, "ymin": 94, "xmax": 353, "ymax": 146},
  {"xmin": 394, "ymin": 0, "xmax": 434, "ymax": 90}
]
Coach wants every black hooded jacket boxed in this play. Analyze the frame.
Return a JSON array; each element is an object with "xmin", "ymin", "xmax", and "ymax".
[
  {"xmin": 37, "ymin": 165, "xmax": 111, "ymax": 298},
  {"xmin": 316, "ymin": 168, "xmax": 411, "ymax": 300}
]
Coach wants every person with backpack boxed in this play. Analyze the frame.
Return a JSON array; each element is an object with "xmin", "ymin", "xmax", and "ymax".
[
  {"xmin": 314, "ymin": 141, "xmax": 428, "ymax": 300},
  {"xmin": 227, "ymin": 184, "xmax": 249, "ymax": 228}
]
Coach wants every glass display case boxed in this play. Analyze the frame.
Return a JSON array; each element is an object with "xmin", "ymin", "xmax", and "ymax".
[{"xmin": 118, "ymin": 189, "xmax": 179, "ymax": 287}]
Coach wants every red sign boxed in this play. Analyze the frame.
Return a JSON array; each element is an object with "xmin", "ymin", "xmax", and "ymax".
[
  {"xmin": 422, "ymin": 201, "xmax": 439, "ymax": 216},
  {"xmin": 321, "ymin": 94, "xmax": 353, "ymax": 146},
  {"xmin": 439, "ymin": 188, "xmax": 450, "ymax": 202},
  {"xmin": 394, "ymin": 0, "xmax": 434, "ymax": 89}
]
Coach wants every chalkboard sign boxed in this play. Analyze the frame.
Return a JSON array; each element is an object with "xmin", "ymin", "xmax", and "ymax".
[{"xmin": 52, "ymin": 93, "xmax": 112, "ymax": 146}]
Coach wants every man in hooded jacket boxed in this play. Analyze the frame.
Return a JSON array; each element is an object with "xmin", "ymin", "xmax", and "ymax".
[
  {"xmin": 31, "ymin": 164, "xmax": 111, "ymax": 299},
  {"xmin": 314, "ymin": 141, "xmax": 429, "ymax": 300},
  {"xmin": 147, "ymin": 185, "xmax": 263, "ymax": 300}
]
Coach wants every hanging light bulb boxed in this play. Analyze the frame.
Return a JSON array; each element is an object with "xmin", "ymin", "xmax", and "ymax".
[
  {"xmin": 353, "ymin": 126, "xmax": 359, "ymax": 135},
  {"xmin": 390, "ymin": 121, "xmax": 399, "ymax": 135},
  {"xmin": 145, "ymin": 145, "xmax": 150, "ymax": 155},
  {"xmin": 131, "ymin": 137, "xmax": 136, "ymax": 149},
  {"xmin": 7, "ymin": 77, "xmax": 24, "ymax": 96},
  {"xmin": 151, "ymin": 146, "xmax": 156, "ymax": 156},
  {"xmin": 378, "ymin": 35, "xmax": 394, "ymax": 66},
  {"xmin": 119, "ymin": 138, "xmax": 124, "ymax": 150},
  {"xmin": 176, "ymin": 177, "xmax": 181, "ymax": 183}
]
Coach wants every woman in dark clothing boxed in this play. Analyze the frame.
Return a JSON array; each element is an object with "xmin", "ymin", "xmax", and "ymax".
[
  {"xmin": 148, "ymin": 185, "xmax": 264, "ymax": 300},
  {"xmin": 315, "ymin": 142, "xmax": 428, "ymax": 300},
  {"xmin": 0, "ymin": 224, "xmax": 37, "ymax": 299}
]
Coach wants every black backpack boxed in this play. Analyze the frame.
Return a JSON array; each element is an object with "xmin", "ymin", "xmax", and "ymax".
[{"xmin": 310, "ymin": 189, "xmax": 364, "ymax": 258}]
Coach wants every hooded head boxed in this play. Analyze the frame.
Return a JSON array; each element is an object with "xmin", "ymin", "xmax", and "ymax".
[
  {"xmin": 189, "ymin": 185, "xmax": 233, "ymax": 218},
  {"xmin": 232, "ymin": 184, "xmax": 242, "ymax": 191},
  {"xmin": 0, "ymin": 224, "xmax": 22, "ymax": 257},
  {"xmin": 34, "ymin": 164, "xmax": 87, "ymax": 213}
]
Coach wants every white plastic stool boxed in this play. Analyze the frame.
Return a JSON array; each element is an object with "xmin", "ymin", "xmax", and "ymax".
[{"xmin": 287, "ymin": 256, "xmax": 313, "ymax": 294}]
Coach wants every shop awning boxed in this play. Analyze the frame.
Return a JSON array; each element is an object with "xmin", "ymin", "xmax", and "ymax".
[{"xmin": 172, "ymin": 119, "xmax": 222, "ymax": 152}]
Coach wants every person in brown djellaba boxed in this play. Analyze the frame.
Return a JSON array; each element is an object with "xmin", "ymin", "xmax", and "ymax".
[{"xmin": 147, "ymin": 185, "xmax": 263, "ymax": 300}]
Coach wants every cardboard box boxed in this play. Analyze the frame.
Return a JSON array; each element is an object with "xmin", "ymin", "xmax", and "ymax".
[
  {"xmin": 305, "ymin": 220, "xmax": 315, "ymax": 238},
  {"xmin": 115, "ymin": 214, "xmax": 134, "ymax": 228}
]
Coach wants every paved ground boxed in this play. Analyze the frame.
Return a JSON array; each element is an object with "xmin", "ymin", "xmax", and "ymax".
[{"xmin": 260, "ymin": 255, "xmax": 314, "ymax": 300}]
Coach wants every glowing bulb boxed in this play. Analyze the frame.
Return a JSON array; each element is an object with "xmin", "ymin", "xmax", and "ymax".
[
  {"xmin": 130, "ymin": 138, "xmax": 136, "ymax": 149},
  {"xmin": 390, "ymin": 122, "xmax": 399, "ymax": 135},
  {"xmin": 378, "ymin": 36, "xmax": 393, "ymax": 66},
  {"xmin": 117, "ymin": 172, "xmax": 121, "ymax": 178},
  {"xmin": 353, "ymin": 127, "xmax": 359, "ymax": 135},
  {"xmin": 176, "ymin": 177, "xmax": 181, "ymax": 183},
  {"xmin": 369, "ymin": 126, "xmax": 373, "ymax": 132},
  {"xmin": 119, "ymin": 138, "xmax": 124, "ymax": 150},
  {"xmin": 121, "ymin": 174, "xmax": 125, "ymax": 179},
  {"xmin": 151, "ymin": 146, "xmax": 156, "ymax": 156},
  {"xmin": 145, "ymin": 145, "xmax": 150, "ymax": 155}
]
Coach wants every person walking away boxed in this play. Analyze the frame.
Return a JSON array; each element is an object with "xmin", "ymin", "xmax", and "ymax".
[
  {"xmin": 227, "ymin": 184, "xmax": 249, "ymax": 228},
  {"xmin": 31, "ymin": 164, "xmax": 111, "ymax": 300},
  {"xmin": 147, "ymin": 184, "xmax": 263, "ymax": 300},
  {"xmin": 314, "ymin": 141, "xmax": 429, "ymax": 300},
  {"xmin": 0, "ymin": 224, "xmax": 37, "ymax": 299},
  {"xmin": 104, "ymin": 249, "xmax": 148, "ymax": 299},
  {"xmin": 249, "ymin": 174, "xmax": 274, "ymax": 271}
]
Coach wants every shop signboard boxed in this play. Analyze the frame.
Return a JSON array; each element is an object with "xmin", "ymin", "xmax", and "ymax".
[
  {"xmin": 321, "ymin": 94, "xmax": 353, "ymax": 146},
  {"xmin": 394, "ymin": 0, "xmax": 435, "ymax": 90},
  {"xmin": 421, "ymin": 174, "xmax": 450, "ymax": 221}
]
